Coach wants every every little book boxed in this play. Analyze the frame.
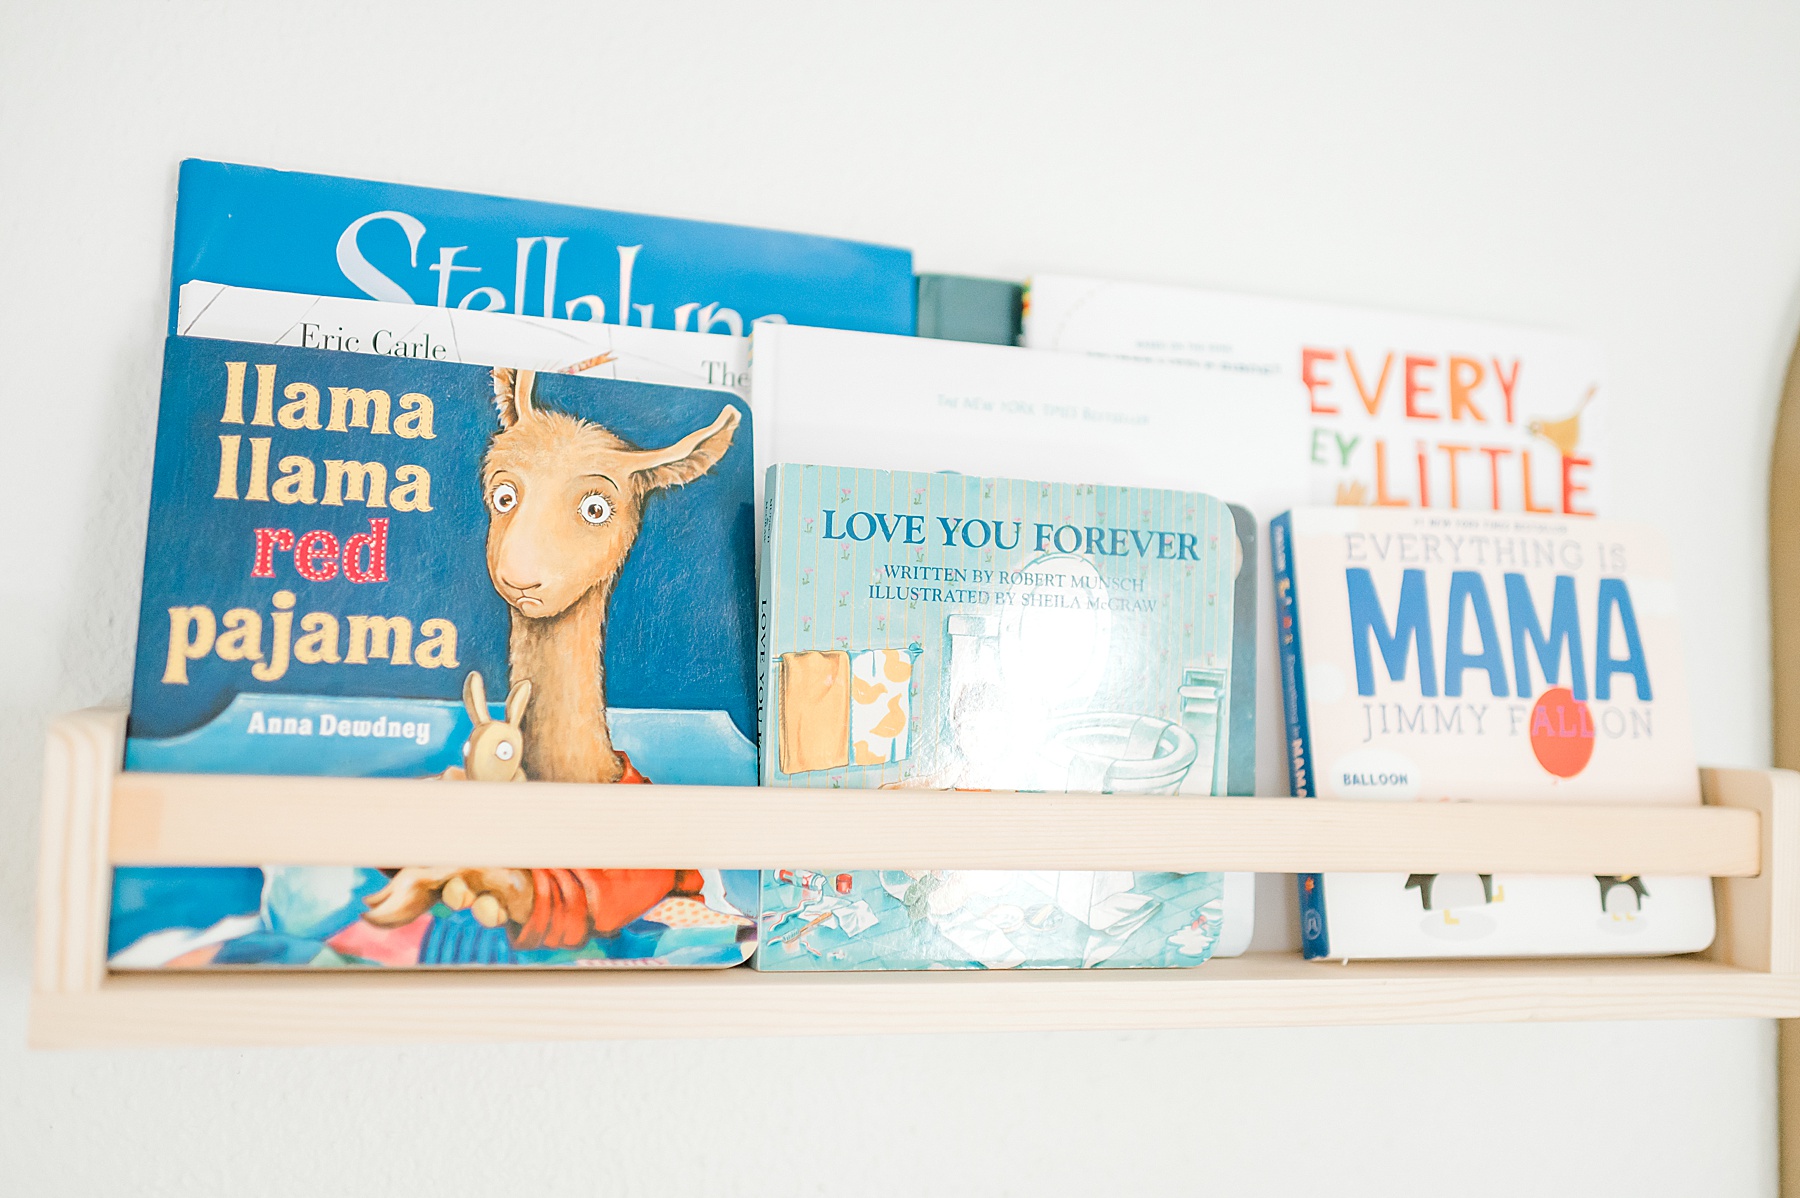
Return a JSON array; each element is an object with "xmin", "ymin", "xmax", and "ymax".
[
  {"xmin": 1272, "ymin": 507, "xmax": 1713, "ymax": 959},
  {"xmin": 754, "ymin": 464, "xmax": 1239, "ymax": 970},
  {"xmin": 1024, "ymin": 273, "xmax": 1606, "ymax": 516},
  {"xmin": 112, "ymin": 336, "xmax": 760, "ymax": 969}
]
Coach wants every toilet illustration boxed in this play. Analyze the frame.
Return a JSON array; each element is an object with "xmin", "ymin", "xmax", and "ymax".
[
  {"xmin": 941, "ymin": 553, "xmax": 1213, "ymax": 795},
  {"xmin": 1177, "ymin": 666, "xmax": 1229, "ymax": 796},
  {"xmin": 1037, "ymin": 712, "xmax": 1200, "ymax": 793}
]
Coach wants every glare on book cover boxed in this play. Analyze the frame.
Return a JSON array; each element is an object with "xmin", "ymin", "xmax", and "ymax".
[{"xmin": 755, "ymin": 468, "xmax": 1239, "ymax": 969}]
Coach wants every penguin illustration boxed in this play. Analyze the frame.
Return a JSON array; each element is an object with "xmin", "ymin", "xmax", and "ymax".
[
  {"xmin": 1596, "ymin": 875, "xmax": 1650, "ymax": 916},
  {"xmin": 1406, "ymin": 873, "xmax": 1494, "ymax": 911}
]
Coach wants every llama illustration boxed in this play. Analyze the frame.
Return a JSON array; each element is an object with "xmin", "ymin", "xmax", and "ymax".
[
  {"xmin": 481, "ymin": 366, "xmax": 739, "ymax": 782},
  {"xmin": 362, "ymin": 368, "xmax": 740, "ymax": 945}
]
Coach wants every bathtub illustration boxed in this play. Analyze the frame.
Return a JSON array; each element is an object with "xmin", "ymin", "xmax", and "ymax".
[{"xmin": 1038, "ymin": 712, "xmax": 1199, "ymax": 794}]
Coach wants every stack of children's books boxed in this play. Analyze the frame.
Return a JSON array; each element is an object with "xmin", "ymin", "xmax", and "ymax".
[{"xmin": 112, "ymin": 159, "xmax": 1707, "ymax": 974}]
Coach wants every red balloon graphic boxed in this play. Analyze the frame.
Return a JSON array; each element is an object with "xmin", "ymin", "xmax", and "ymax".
[{"xmin": 1529, "ymin": 686, "xmax": 1595, "ymax": 778}]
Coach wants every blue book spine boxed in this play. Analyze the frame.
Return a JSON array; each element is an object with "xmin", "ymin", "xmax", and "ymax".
[
  {"xmin": 756, "ymin": 465, "xmax": 781, "ymax": 786},
  {"xmin": 1271, "ymin": 512, "xmax": 1329, "ymax": 959}
]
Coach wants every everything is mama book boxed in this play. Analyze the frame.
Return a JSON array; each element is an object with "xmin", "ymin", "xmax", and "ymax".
[
  {"xmin": 1272, "ymin": 507, "xmax": 1712, "ymax": 959},
  {"xmin": 114, "ymin": 335, "xmax": 759, "ymax": 970},
  {"xmin": 754, "ymin": 464, "xmax": 1241, "ymax": 970}
]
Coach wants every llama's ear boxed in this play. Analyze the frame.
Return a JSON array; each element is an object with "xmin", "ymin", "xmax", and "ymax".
[
  {"xmin": 491, "ymin": 368, "xmax": 538, "ymax": 428},
  {"xmin": 504, "ymin": 679, "xmax": 532, "ymax": 728},
  {"xmin": 628, "ymin": 405, "xmax": 741, "ymax": 492},
  {"xmin": 463, "ymin": 671, "xmax": 489, "ymax": 725}
]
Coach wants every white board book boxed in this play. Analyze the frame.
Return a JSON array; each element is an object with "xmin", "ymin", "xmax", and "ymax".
[
  {"xmin": 1024, "ymin": 273, "xmax": 1607, "ymax": 516},
  {"xmin": 1271, "ymin": 506, "xmax": 1713, "ymax": 959},
  {"xmin": 176, "ymin": 280, "xmax": 749, "ymax": 398},
  {"xmin": 750, "ymin": 322, "xmax": 1311, "ymax": 954}
]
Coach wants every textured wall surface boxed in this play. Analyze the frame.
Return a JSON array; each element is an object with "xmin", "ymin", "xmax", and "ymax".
[{"xmin": 2, "ymin": 3, "xmax": 1794, "ymax": 1193}]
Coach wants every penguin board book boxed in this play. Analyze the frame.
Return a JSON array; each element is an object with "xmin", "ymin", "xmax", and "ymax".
[
  {"xmin": 1271, "ymin": 506, "xmax": 1714, "ymax": 959},
  {"xmin": 1023, "ymin": 273, "xmax": 1607, "ymax": 516},
  {"xmin": 169, "ymin": 159, "xmax": 916, "ymax": 338},
  {"xmin": 176, "ymin": 281, "xmax": 750, "ymax": 399},
  {"xmin": 110, "ymin": 335, "xmax": 760, "ymax": 969},
  {"xmin": 752, "ymin": 464, "xmax": 1239, "ymax": 970}
]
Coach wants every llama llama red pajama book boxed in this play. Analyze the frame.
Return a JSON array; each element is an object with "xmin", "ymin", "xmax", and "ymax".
[{"xmin": 111, "ymin": 335, "xmax": 760, "ymax": 969}]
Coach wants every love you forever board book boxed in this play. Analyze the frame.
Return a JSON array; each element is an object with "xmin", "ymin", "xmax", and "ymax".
[
  {"xmin": 749, "ymin": 321, "xmax": 1310, "ymax": 955},
  {"xmin": 111, "ymin": 335, "xmax": 760, "ymax": 970},
  {"xmin": 1271, "ymin": 507, "xmax": 1713, "ymax": 959},
  {"xmin": 753, "ymin": 464, "xmax": 1239, "ymax": 971}
]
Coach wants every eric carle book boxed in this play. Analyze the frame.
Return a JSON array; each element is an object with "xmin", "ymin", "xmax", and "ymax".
[
  {"xmin": 1272, "ymin": 507, "xmax": 1713, "ymax": 959},
  {"xmin": 170, "ymin": 158, "xmax": 916, "ymax": 338},
  {"xmin": 754, "ymin": 464, "xmax": 1239, "ymax": 970},
  {"xmin": 111, "ymin": 335, "xmax": 759, "ymax": 969},
  {"xmin": 177, "ymin": 281, "xmax": 751, "ymax": 399}
]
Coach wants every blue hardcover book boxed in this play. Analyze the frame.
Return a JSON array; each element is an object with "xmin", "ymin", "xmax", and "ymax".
[
  {"xmin": 753, "ymin": 464, "xmax": 1236, "ymax": 970},
  {"xmin": 1269, "ymin": 512, "xmax": 1328, "ymax": 954},
  {"xmin": 914, "ymin": 273, "xmax": 1022, "ymax": 345},
  {"xmin": 111, "ymin": 336, "xmax": 760, "ymax": 969},
  {"xmin": 168, "ymin": 159, "xmax": 915, "ymax": 336}
]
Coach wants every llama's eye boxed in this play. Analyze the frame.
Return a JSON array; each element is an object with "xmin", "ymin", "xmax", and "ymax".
[
  {"xmin": 490, "ymin": 482, "xmax": 518, "ymax": 514},
  {"xmin": 579, "ymin": 492, "xmax": 613, "ymax": 525},
  {"xmin": 495, "ymin": 741, "xmax": 515, "ymax": 761}
]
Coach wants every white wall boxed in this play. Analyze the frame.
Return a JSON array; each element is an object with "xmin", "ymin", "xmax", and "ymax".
[{"xmin": 1, "ymin": 2, "xmax": 1793, "ymax": 1193}]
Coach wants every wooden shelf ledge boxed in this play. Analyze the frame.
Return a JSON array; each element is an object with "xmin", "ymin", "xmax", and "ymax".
[
  {"xmin": 32, "ymin": 955, "xmax": 1800, "ymax": 1048},
  {"xmin": 109, "ymin": 757, "xmax": 1759, "ymax": 879},
  {"xmin": 30, "ymin": 708, "xmax": 1800, "ymax": 1048}
]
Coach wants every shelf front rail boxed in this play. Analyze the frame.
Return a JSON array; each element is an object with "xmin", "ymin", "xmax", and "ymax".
[{"xmin": 30, "ymin": 707, "xmax": 1800, "ymax": 1047}]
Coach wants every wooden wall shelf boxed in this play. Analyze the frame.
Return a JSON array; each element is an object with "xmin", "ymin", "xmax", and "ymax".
[
  {"xmin": 111, "ymin": 764, "xmax": 1762, "ymax": 875},
  {"xmin": 31, "ymin": 707, "xmax": 1800, "ymax": 1048}
]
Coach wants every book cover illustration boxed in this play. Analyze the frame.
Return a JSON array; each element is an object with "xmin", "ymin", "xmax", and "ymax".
[
  {"xmin": 1024, "ymin": 273, "xmax": 1606, "ymax": 517},
  {"xmin": 111, "ymin": 336, "xmax": 759, "ymax": 970},
  {"xmin": 178, "ymin": 281, "xmax": 750, "ymax": 398},
  {"xmin": 754, "ymin": 464, "xmax": 1237, "ymax": 970},
  {"xmin": 747, "ymin": 322, "xmax": 1302, "ymax": 954},
  {"xmin": 170, "ymin": 159, "xmax": 915, "ymax": 338},
  {"xmin": 1272, "ymin": 507, "xmax": 1712, "ymax": 959}
]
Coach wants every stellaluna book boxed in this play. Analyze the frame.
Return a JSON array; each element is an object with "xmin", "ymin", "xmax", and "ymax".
[
  {"xmin": 112, "ymin": 336, "xmax": 759, "ymax": 970},
  {"xmin": 754, "ymin": 464, "xmax": 1239, "ymax": 970},
  {"xmin": 170, "ymin": 159, "xmax": 916, "ymax": 337},
  {"xmin": 1272, "ymin": 507, "xmax": 1713, "ymax": 959}
]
